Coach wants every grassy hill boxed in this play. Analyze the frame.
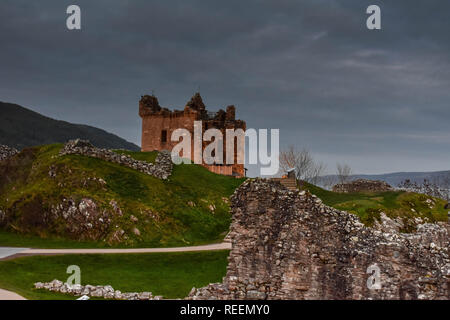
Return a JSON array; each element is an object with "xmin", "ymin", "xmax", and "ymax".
[
  {"xmin": 0, "ymin": 102, "xmax": 139, "ymax": 151},
  {"xmin": 0, "ymin": 144, "xmax": 244, "ymax": 248},
  {"xmin": 1, "ymin": 143, "xmax": 446, "ymax": 249},
  {"xmin": 302, "ymin": 182, "xmax": 448, "ymax": 231}
]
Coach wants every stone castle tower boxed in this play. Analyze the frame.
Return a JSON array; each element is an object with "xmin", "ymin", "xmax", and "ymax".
[{"xmin": 139, "ymin": 93, "xmax": 246, "ymax": 177}]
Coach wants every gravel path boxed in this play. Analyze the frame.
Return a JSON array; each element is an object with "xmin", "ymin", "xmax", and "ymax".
[
  {"xmin": 0, "ymin": 242, "xmax": 231, "ymax": 260},
  {"xmin": 0, "ymin": 289, "xmax": 26, "ymax": 300},
  {"xmin": 0, "ymin": 247, "xmax": 29, "ymax": 259},
  {"xmin": 18, "ymin": 242, "xmax": 231, "ymax": 255}
]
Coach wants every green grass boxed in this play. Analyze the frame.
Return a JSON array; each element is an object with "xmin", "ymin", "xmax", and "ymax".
[
  {"xmin": 0, "ymin": 250, "xmax": 229, "ymax": 300},
  {"xmin": 0, "ymin": 230, "xmax": 101, "ymax": 249},
  {"xmin": 113, "ymin": 150, "xmax": 158, "ymax": 163},
  {"xmin": 302, "ymin": 182, "xmax": 447, "ymax": 230},
  {"xmin": 0, "ymin": 144, "xmax": 245, "ymax": 248}
]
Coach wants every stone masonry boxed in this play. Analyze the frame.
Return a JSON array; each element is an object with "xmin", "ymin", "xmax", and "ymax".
[
  {"xmin": 333, "ymin": 179, "xmax": 392, "ymax": 193},
  {"xmin": 188, "ymin": 179, "xmax": 449, "ymax": 300},
  {"xmin": 139, "ymin": 93, "xmax": 246, "ymax": 177},
  {"xmin": 60, "ymin": 139, "xmax": 173, "ymax": 180}
]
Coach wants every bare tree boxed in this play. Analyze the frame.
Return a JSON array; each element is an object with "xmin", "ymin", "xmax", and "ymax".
[
  {"xmin": 320, "ymin": 175, "xmax": 338, "ymax": 190},
  {"xmin": 279, "ymin": 146, "xmax": 326, "ymax": 183},
  {"xmin": 280, "ymin": 145, "xmax": 301, "ymax": 173},
  {"xmin": 336, "ymin": 163, "xmax": 352, "ymax": 185},
  {"xmin": 306, "ymin": 161, "xmax": 327, "ymax": 185}
]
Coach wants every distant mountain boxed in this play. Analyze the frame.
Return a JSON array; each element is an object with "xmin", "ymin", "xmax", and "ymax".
[
  {"xmin": 0, "ymin": 101, "xmax": 139, "ymax": 151},
  {"xmin": 319, "ymin": 171, "xmax": 450, "ymax": 188}
]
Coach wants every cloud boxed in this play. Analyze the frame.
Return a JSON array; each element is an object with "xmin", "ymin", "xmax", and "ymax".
[{"xmin": 1, "ymin": 0, "xmax": 450, "ymax": 175}]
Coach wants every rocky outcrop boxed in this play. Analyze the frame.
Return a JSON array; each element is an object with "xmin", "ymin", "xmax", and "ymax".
[
  {"xmin": 59, "ymin": 139, "xmax": 173, "ymax": 180},
  {"xmin": 0, "ymin": 145, "xmax": 18, "ymax": 162},
  {"xmin": 333, "ymin": 179, "xmax": 392, "ymax": 193},
  {"xmin": 188, "ymin": 179, "xmax": 449, "ymax": 300},
  {"xmin": 34, "ymin": 280, "xmax": 162, "ymax": 300},
  {"xmin": 0, "ymin": 195, "xmax": 121, "ymax": 241},
  {"xmin": 49, "ymin": 198, "xmax": 114, "ymax": 241}
]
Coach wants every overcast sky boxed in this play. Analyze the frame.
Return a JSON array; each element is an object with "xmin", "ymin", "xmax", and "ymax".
[{"xmin": 1, "ymin": 0, "xmax": 450, "ymax": 176}]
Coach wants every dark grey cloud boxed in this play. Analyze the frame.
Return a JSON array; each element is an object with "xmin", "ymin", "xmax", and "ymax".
[{"xmin": 1, "ymin": 0, "xmax": 450, "ymax": 176}]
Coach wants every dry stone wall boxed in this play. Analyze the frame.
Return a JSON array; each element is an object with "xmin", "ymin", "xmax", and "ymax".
[
  {"xmin": 60, "ymin": 139, "xmax": 173, "ymax": 180},
  {"xmin": 188, "ymin": 179, "xmax": 449, "ymax": 300}
]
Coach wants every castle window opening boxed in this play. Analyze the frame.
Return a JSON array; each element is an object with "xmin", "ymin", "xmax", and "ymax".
[{"xmin": 161, "ymin": 130, "xmax": 167, "ymax": 143}]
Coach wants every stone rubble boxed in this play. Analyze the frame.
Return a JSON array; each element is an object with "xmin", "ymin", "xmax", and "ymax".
[
  {"xmin": 34, "ymin": 280, "xmax": 163, "ymax": 300},
  {"xmin": 373, "ymin": 212, "xmax": 405, "ymax": 233},
  {"xmin": 0, "ymin": 145, "xmax": 19, "ymax": 162},
  {"xmin": 333, "ymin": 179, "xmax": 392, "ymax": 193},
  {"xmin": 188, "ymin": 178, "xmax": 450, "ymax": 300},
  {"xmin": 59, "ymin": 139, "xmax": 173, "ymax": 180},
  {"xmin": 49, "ymin": 198, "xmax": 115, "ymax": 241}
]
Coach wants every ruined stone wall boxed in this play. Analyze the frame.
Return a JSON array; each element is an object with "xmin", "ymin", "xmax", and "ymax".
[
  {"xmin": 333, "ymin": 179, "xmax": 392, "ymax": 193},
  {"xmin": 188, "ymin": 179, "xmax": 449, "ymax": 300},
  {"xmin": 60, "ymin": 139, "xmax": 173, "ymax": 180},
  {"xmin": 141, "ymin": 110, "xmax": 198, "ymax": 153},
  {"xmin": 139, "ymin": 94, "xmax": 246, "ymax": 177},
  {"xmin": 207, "ymin": 165, "xmax": 233, "ymax": 176}
]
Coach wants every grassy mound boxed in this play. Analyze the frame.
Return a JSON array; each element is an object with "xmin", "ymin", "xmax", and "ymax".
[
  {"xmin": 0, "ymin": 250, "xmax": 229, "ymax": 299},
  {"xmin": 302, "ymin": 182, "xmax": 448, "ymax": 231},
  {"xmin": 0, "ymin": 144, "xmax": 244, "ymax": 247}
]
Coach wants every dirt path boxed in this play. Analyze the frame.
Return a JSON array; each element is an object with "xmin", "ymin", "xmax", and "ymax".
[
  {"xmin": 1, "ymin": 242, "xmax": 231, "ymax": 260},
  {"xmin": 0, "ymin": 289, "xmax": 26, "ymax": 300},
  {"xmin": 0, "ymin": 247, "xmax": 29, "ymax": 260}
]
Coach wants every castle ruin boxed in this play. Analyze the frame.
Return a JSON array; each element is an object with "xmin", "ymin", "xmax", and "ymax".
[
  {"xmin": 188, "ymin": 179, "xmax": 450, "ymax": 300},
  {"xmin": 139, "ymin": 93, "xmax": 246, "ymax": 177}
]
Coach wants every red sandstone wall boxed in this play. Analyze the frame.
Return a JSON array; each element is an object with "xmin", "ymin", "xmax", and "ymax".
[
  {"xmin": 141, "ymin": 112, "xmax": 197, "ymax": 152},
  {"xmin": 140, "ymin": 99, "xmax": 246, "ymax": 177},
  {"xmin": 205, "ymin": 165, "xmax": 233, "ymax": 176}
]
